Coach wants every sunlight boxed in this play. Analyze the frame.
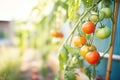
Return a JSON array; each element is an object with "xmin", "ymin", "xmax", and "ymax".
[{"xmin": 0, "ymin": 0, "xmax": 38, "ymax": 20}]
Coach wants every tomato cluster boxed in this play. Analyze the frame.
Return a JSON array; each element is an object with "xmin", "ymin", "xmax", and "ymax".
[
  {"xmin": 72, "ymin": 35, "xmax": 100, "ymax": 65},
  {"xmin": 71, "ymin": 7, "xmax": 112, "ymax": 65},
  {"xmin": 79, "ymin": 45, "xmax": 100, "ymax": 65},
  {"xmin": 50, "ymin": 29, "xmax": 64, "ymax": 38}
]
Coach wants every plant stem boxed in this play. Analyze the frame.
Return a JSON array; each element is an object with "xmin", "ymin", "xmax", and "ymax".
[
  {"xmin": 57, "ymin": 0, "xmax": 102, "ymax": 79},
  {"xmin": 101, "ymin": 16, "xmax": 114, "ymax": 59},
  {"xmin": 59, "ymin": 0, "xmax": 102, "ymax": 48},
  {"xmin": 93, "ymin": 65, "xmax": 96, "ymax": 79}
]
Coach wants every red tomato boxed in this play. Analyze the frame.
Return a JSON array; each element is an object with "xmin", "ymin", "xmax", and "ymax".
[
  {"xmin": 82, "ymin": 21, "xmax": 95, "ymax": 34},
  {"xmin": 85, "ymin": 50, "xmax": 100, "ymax": 65},
  {"xmin": 58, "ymin": 32, "xmax": 64, "ymax": 38}
]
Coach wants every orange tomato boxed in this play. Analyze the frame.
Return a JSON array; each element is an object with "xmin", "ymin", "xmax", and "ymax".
[
  {"xmin": 72, "ymin": 36, "xmax": 86, "ymax": 47},
  {"xmin": 82, "ymin": 21, "xmax": 95, "ymax": 34},
  {"xmin": 85, "ymin": 50, "xmax": 100, "ymax": 65},
  {"xmin": 80, "ymin": 45, "xmax": 96, "ymax": 58},
  {"xmin": 50, "ymin": 29, "xmax": 59, "ymax": 37}
]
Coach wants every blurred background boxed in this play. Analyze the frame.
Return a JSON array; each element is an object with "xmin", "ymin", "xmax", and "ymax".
[
  {"xmin": 1, "ymin": 0, "xmax": 120, "ymax": 80},
  {"xmin": 0, "ymin": 0, "xmax": 68, "ymax": 80}
]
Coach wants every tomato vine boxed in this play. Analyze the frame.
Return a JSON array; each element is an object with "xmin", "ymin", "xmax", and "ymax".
[{"xmin": 57, "ymin": 0, "xmax": 114, "ymax": 80}]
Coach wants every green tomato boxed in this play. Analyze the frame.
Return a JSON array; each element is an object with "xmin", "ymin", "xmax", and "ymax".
[
  {"xmin": 99, "ymin": 11, "xmax": 105, "ymax": 21},
  {"xmin": 96, "ymin": 26, "xmax": 111, "ymax": 39},
  {"xmin": 90, "ymin": 11, "xmax": 98, "ymax": 22},
  {"xmin": 101, "ymin": 7, "xmax": 112, "ymax": 18}
]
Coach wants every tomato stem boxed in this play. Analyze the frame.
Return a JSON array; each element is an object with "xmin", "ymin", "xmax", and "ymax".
[{"xmin": 100, "ymin": 16, "xmax": 113, "ymax": 59}]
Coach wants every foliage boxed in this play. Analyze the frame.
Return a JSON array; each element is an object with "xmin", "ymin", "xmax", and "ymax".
[
  {"xmin": 0, "ymin": 51, "xmax": 24, "ymax": 80},
  {"xmin": 67, "ymin": 0, "xmax": 81, "ymax": 21}
]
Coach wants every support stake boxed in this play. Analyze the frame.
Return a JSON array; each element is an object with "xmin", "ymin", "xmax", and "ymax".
[{"xmin": 106, "ymin": 0, "xmax": 119, "ymax": 80}]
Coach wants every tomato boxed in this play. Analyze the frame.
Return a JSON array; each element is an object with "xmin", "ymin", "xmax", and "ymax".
[
  {"xmin": 99, "ymin": 11, "xmax": 105, "ymax": 21},
  {"xmin": 90, "ymin": 11, "xmax": 99, "ymax": 22},
  {"xmin": 32, "ymin": 75, "xmax": 39, "ymax": 80},
  {"xmin": 85, "ymin": 50, "xmax": 100, "ymax": 65},
  {"xmin": 80, "ymin": 45, "xmax": 96, "ymax": 58},
  {"xmin": 96, "ymin": 26, "xmax": 111, "ymax": 39},
  {"xmin": 101, "ymin": 7, "xmax": 112, "ymax": 18},
  {"xmin": 72, "ymin": 36, "xmax": 86, "ymax": 47},
  {"xmin": 82, "ymin": 21, "xmax": 95, "ymax": 34},
  {"xmin": 50, "ymin": 29, "xmax": 59, "ymax": 37},
  {"xmin": 58, "ymin": 32, "xmax": 64, "ymax": 38}
]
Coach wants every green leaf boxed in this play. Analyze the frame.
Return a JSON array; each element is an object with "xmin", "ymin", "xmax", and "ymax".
[
  {"xmin": 58, "ymin": 54, "xmax": 64, "ymax": 70},
  {"xmin": 102, "ymin": 0, "xmax": 112, "ymax": 6},
  {"xmin": 64, "ymin": 70, "xmax": 76, "ymax": 80},
  {"xmin": 76, "ymin": 56, "xmax": 84, "ymax": 68},
  {"xmin": 64, "ymin": 44, "xmax": 80, "ymax": 56},
  {"xmin": 67, "ymin": 0, "xmax": 81, "ymax": 21},
  {"xmin": 82, "ymin": 0, "xmax": 98, "ymax": 9},
  {"xmin": 58, "ymin": 46, "xmax": 69, "ymax": 70},
  {"xmin": 84, "ymin": 67, "xmax": 92, "ymax": 79},
  {"xmin": 69, "ymin": 55, "xmax": 84, "ymax": 68}
]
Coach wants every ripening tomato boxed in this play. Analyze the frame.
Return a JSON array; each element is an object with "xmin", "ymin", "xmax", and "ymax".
[
  {"xmin": 101, "ymin": 7, "xmax": 112, "ymax": 18},
  {"xmin": 50, "ymin": 29, "xmax": 59, "ymax": 37},
  {"xmin": 72, "ymin": 36, "xmax": 86, "ymax": 47},
  {"xmin": 85, "ymin": 50, "xmax": 100, "ymax": 65},
  {"xmin": 96, "ymin": 26, "xmax": 111, "ymax": 39},
  {"xmin": 57, "ymin": 32, "xmax": 64, "ymax": 38},
  {"xmin": 80, "ymin": 45, "xmax": 96, "ymax": 58},
  {"xmin": 82, "ymin": 21, "xmax": 95, "ymax": 34}
]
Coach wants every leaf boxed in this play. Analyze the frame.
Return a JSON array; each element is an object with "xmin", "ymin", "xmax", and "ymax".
[
  {"xmin": 69, "ymin": 55, "xmax": 84, "ymax": 68},
  {"xmin": 64, "ymin": 70, "xmax": 76, "ymax": 80},
  {"xmin": 58, "ymin": 46, "xmax": 69, "ymax": 70},
  {"xmin": 76, "ymin": 56, "xmax": 84, "ymax": 68},
  {"xmin": 67, "ymin": 0, "xmax": 81, "ymax": 21},
  {"xmin": 58, "ymin": 54, "xmax": 64, "ymax": 70},
  {"xmin": 82, "ymin": 0, "xmax": 98, "ymax": 9},
  {"xmin": 64, "ymin": 44, "xmax": 80, "ymax": 56},
  {"xmin": 84, "ymin": 67, "xmax": 92, "ymax": 79}
]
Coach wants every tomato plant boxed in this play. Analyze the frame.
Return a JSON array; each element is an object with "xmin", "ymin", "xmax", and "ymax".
[
  {"xmin": 82, "ymin": 21, "xmax": 95, "ymax": 34},
  {"xmin": 57, "ymin": 0, "xmax": 114, "ymax": 80},
  {"xmin": 72, "ymin": 36, "xmax": 86, "ymax": 47},
  {"xmin": 85, "ymin": 50, "xmax": 100, "ymax": 65},
  {"xmin": 96, "ymin": 26, "xmax": 111, "ymax": 39}
]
